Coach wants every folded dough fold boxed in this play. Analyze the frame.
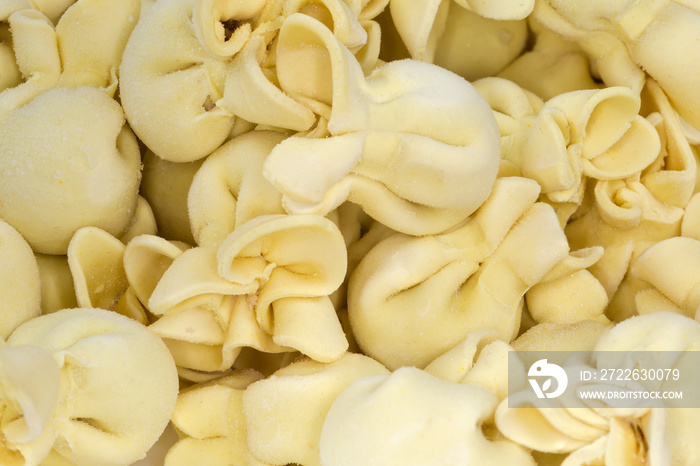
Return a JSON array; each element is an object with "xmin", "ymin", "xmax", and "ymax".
[
  {"xmin": 497, "ymin": 312, "xmax": 700, "ymax": 464},
  {"xmin": 119, "ymin": 0, "xmax": 236, "ymax": 162},
  {"xmin": 267, "ymin": 13, "xmax": 500, "ymax": 235},
  {"xmin": 165, "ymin": 370, "xmax": 267, "ymax": 466},
  {"xmin": 0, "ymin": 345, "xmax": 61, "ymax": 465},
  {"xmin": 144, "ymin": 214, "xmax": 349, "ymax": 371},
  {"xmin": 243, "ymin": 353, "xmax": 389, "ymax": 466},
  {"xmin": 54, "ymin": 0, "xmax": 141, "ymax": 93},
  {"xmin": 631, "ymin": 236, "xmax": 700, "ymax": 319},
  {"xmin": 188, "ymin": 130, "xmax": 287, "ymax": 248},
  {"xmin": 0, "ymin": 9, "xmax": 60, "ymax": 115},
  {"xmin": 525, "ymin": 247, "xmax": 609, "ymax": 324},
  {"xmin": 534, "ymin": 0, "xmax": 700, "ymax": 134},
  {"xmin": 7, "ymin": 308, "xmax": 179, "ymax": 466},
  {"xmin": 348, "ymin": 177, "xmax": 570, "ymax": 369},
  {"xmin": 217, "ymin": 214, "xmax": 349, "ymax": 361},
  {"xmin": 320, "ymin": 366, "xmax": 535, "ymax": 465}
]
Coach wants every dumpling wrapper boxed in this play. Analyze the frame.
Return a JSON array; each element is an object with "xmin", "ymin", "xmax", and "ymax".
[
  {"xmin": 566, "ymin": 179, "xmax": 685, "ymax": 322},
  {"xmin": 217, "ymin": 214, "xmax": 349, "ymax": 362},
  {"xmin": 348, "ymin": 176, "xmax": 569, "ymax": 369},
  {"xmin": 146, "ymin": 246, "xmax": 259, "ymax": 372},
  {"xmin": 424, "ymin": 329, "xmax": 519, "ymax": 401},
  {"xmin": 54, "ymin": 0, "xmax": 141, "ymax": 94},
  {"xmin": 534, "ymin": 0, "xmax": 700, "ymax": 134},
  {"xmin": 67, "ymin": 226, "xmax": 155, "ymax": 325},
  {"xmin": 471, "ymin": 77, "xmax": 544, "ymax": 178},
  {"xmin": 497, "ymin": 312, "xmax": 700, "ymax": 463},
  {"xmin": 0, "ymin": 344, "xmax": 61, "ymax": 465},
  {"xmin": 242, "ymin": 353, "xmax": 389, "ymax": 466},
  {"xmin": 525, "ymin": 247, "xmax": 609, "ymax": 324},
  {"xmin": 522, "ymin": 86, "xmax": 660, "ymax": 200},
  {"xmin": 266, "ymin": 14, "xmax": 501, "ymax": 235},
  {"xmin": 7, "ymin": 308, "xmax": 179, "ymax": 466},
  {"xmin": 0, "ymin": 218, "xmax": 40, "ymax": 339},
  {"xmin": 564, "ymin": 78, "xmax": 696, "ymax": 321},
  {"xmin": 0, "ymin": 86, "xmax": 142, "ymax": 255},
  {"xmin": 0, "ymin": 18, "xmax": 22, "ymax": 93},
  {"xmin": 146, "ymin": 214, "xmax": 349, "ymax": 371},
  {"xmin": 631, "ymin": 236, "xmax": 700, "ymax": 319},
  {"xmin": 188, "ymin": 130, "xmax": 286, "ymax": 248},
  {"xmin": 0, "ymin": 9, "xmax": 60, "ymax": 115},
  {"xmin": 119, "ymin": 0, "xmax": 236, "ymax": 162},
  {"xmin": 320, "ymin": 366, "xmax": 535, "ymax": 465},
  {"xmin": 166, "ymin": 370, "xmax": 268, "ymax": 466},
  {"xmin": 67, "ymin": 227, "xmax": 128, "ymax": 313}
]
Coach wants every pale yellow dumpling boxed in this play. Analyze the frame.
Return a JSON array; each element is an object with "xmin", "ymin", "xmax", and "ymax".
[
  {"xmin": 7, "ymin": 308, "xmax": 179, "ymax": 466},
  {"xmin": 320, "ymin": 367, "xmax": 535, "ymax": 465},
  {"xmin": 0, "ymin": 86, "xmax": 141, "ymax": 255},
  {"xmin": 0, "ymin": 217, "xmax": 40, "ymax": 338}
]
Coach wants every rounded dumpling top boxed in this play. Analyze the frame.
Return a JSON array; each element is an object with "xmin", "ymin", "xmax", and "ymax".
[
  {"xmin": 6, "ymin": 307, "xmax": 179, "ymax": 466},
  {"xmin": 0, "ymin": 86, "xmax": 141, "ymax": 255}
]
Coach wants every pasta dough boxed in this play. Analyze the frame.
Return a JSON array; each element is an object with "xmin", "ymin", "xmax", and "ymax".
[
  {"xmin": 187, "ymin": 130, "xmax": 287, "ymax": 248},
  {"xmin": 0, "ymin": 86, "xmax": 141, "ymax": 255},
  {"xmin": 535, "ymin": 0, "xmax": 700, "ymax": 134},
  {"xmin": 320, "ymin": 366, "xmax": 535, "ymax": 465},
  {"xmin": 119, "ymin": 0, "xmax": 237, "ymax": 162},
  {"xmin": 348, "ymin": 176, "xmax": 569, "ymax": 369},
  {"xmin": 243, "ymin": 353, "xmax": 389, "ymax": 465},
  {"xmin": 145, "ymin": 214, "xmax": 349, "ymax": 372},
  {"xmin": 496, "ymin": 312, "xmax": 700, "ymax": 465},
  {"xmin": 166, "ymin": 370, "xmax": 266, "ymax": 466},
  {"xmin": 0, "ymin": 218, "xmax": 40, "ymax": 339},
  {"xmin": 6, "ymin": 308, "xmax": 179, "ymax": 466},
  {"xmin": 3, "ymin": 0, "xmax": 700, "ymax": 463},
  {"xmin": 266, "ymin": 13, "xmax": 501, "ymax": 235}
]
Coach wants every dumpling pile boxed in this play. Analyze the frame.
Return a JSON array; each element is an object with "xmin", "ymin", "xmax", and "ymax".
[{"xmin": 1, "ymin": 0, "xmax": 700, "ymax": 464}]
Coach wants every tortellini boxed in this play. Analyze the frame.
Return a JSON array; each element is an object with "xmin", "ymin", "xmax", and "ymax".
[
  {"xmin": 4, "ymin": 0, "xmax": 700, "ymax": 463},
  {"xmin": 348, "ymin": 176, "xmax": 570, "ymax": 369},
  {"xmin": 3, "ymin": 308, "xmax": 178, "ymax": 466},
  {"xmin": 187, "ymin": 130, "xmax": 287, "ymax": 248},
  {"xmin": 0, "ymin": 86, "xmax": 141, "ymax": 255},
  {"xmin": 120, "ymin": 0, "xmax": 388, "ymax": 163},
  {"xmin": 496, "ymin": 312, "xmax": 700, "ymax": 465},
  {"xmin": 0, "ymin": 0, "xmax": 142, "ymax": 255},
  {"xmin": 144, "ymin": 214, "xmax": 349, "ymax": 372},
  {"xmin": 243, "ymin": 353, "xmax": 389, "ymax": 466},
  {"xmin": 119, "ymin": 0, "xmax": 238, "ymax": 163},
  {"xmin": 534, "ymin": 0, "xmax": 700, "ymax": 135},
  {"xmin": 165, "ymin": 370, "xmax": 266, "ymax": 466},
  {"xmin": 321, "ymin": 367, "xmax": 535, "ymax": 465},
  {"xmin": 265, "ymin": 12, "xmax": 501, "ymax": 235}
]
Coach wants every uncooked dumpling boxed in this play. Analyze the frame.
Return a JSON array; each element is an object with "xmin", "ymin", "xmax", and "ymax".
[
  {"xmin": 0, "ymin": 86, "xmax": 141, "ymax": 255},
  {"xmin": 320, "ymin": 366, "xmax": 535, "ymax": 465},
  {"xmin": 7, "ymin": 308, "xmax": 179, "ymax": 466}
]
